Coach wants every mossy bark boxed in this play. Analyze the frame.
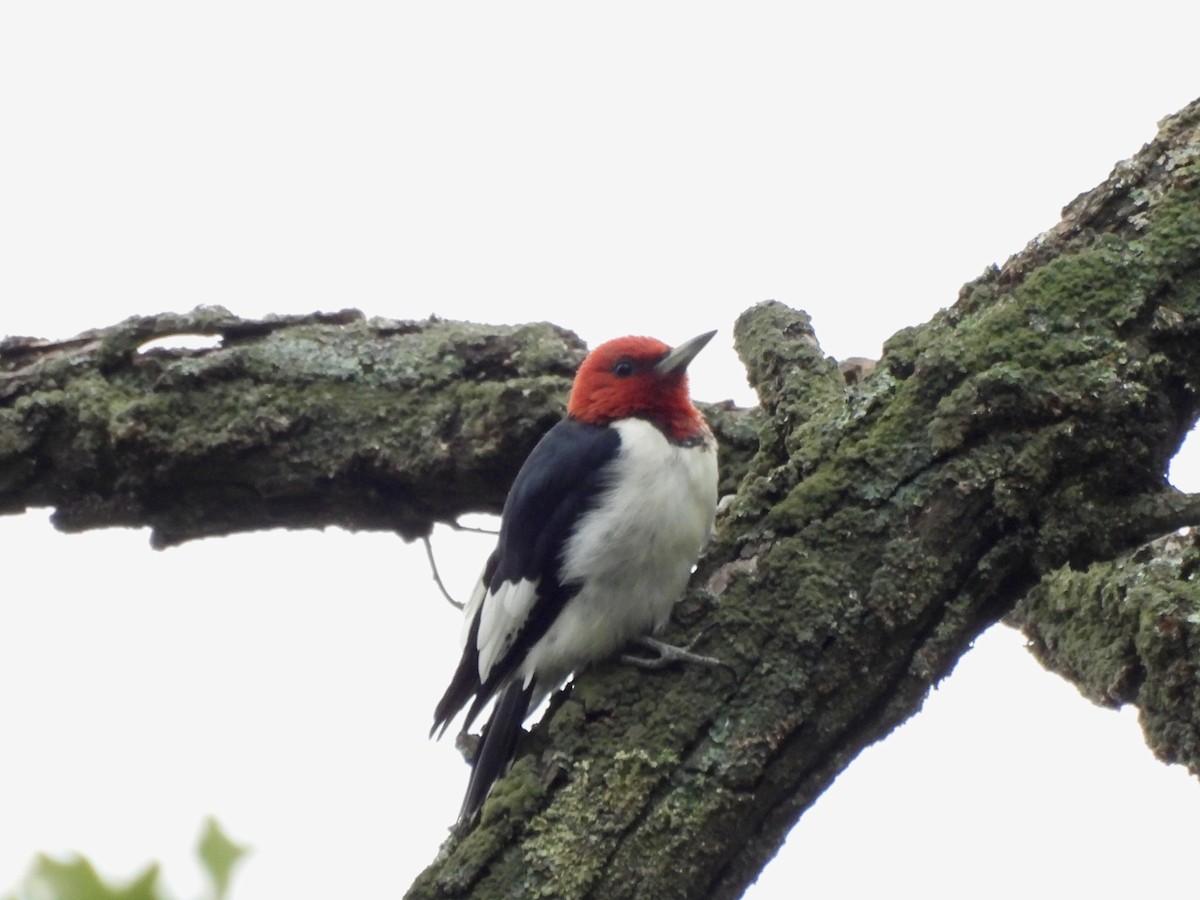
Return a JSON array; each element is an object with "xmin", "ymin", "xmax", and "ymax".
[
  {"xmin": 407, "ymin": 99, "xmax": 1200, "ymax": 898},
  {"xmin": 0, "ymin": 309, "xmax": 758, "ymax": 547},
  {"xmin": 1009, "ymin": 527, "xmax": 1200, "ymax": 776},
  {"xmin": 0, "ymin": 311, "xmax": 584, "ymax": 545},
  {"xmin": 3, "ymin": 96, "xmax": 1199, "ymax": 898}
]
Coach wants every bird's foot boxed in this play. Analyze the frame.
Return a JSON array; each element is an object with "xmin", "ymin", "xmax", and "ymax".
[{"xmin": 621, "ymin": 634, "xmax": 731, "ymax": 674}]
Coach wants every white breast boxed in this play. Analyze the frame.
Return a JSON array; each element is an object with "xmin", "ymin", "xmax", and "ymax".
[{"xmin": 518, "ymin": 417, "xmax": 718, "ymax": 685}]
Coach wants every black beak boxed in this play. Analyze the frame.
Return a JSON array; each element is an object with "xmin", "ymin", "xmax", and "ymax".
[{"xmin": 654, "ymin": 330, "xmax": 716, "ymax": 375}]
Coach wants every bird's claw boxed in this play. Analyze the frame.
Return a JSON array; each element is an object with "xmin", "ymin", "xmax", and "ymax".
[{"xmin": 621, "ymin": 634, "xmax": 732, "ymax": 675}]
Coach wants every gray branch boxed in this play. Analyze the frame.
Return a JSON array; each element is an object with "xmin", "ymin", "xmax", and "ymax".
[
  {"xmin": 4, "ymin": 96, "xmax": 1200, "ymax": 900},
  {"xmin": 0, "ymin": 309, "xmax": 757, "ymax": 547},
  {"xmin": 1009, "ymin": 526, "xmax": 1200, "ymax": 774},
  {"xmin": 406, "ymin": 98, "xmax": 1200, "ymax": 898}
]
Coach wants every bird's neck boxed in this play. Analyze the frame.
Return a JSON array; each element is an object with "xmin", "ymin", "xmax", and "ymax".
[{"xmin": 572, "ymin": 403, "xmax": 709, "ymax": 444}]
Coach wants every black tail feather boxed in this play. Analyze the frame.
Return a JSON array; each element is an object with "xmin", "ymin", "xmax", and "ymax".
[
  {"xmin": 431, "ymin": 613, "xmax": 483, "ymax": 739},
  {"xmin": 459, "ymin": 679, "xmax": 535, "ymax": 825}
]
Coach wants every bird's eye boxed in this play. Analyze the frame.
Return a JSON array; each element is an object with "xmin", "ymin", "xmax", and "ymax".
[{"xmin": 611, "ymin": 359, "xmax": 636, "ymax": 378}]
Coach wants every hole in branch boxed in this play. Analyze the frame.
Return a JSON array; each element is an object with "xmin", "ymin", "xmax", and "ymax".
[
  {"xmin": 136, "ymin": 334, "xmax": 222, "ymax": 354},
  {"xmin": 1168, "ymin": 426, "xmax": 1200, "ymax": 494}
]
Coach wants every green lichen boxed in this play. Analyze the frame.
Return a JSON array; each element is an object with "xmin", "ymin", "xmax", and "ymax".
[
  {"xmin": 2, "ymin": 312, "xmax": 586, "ymax": 543},
  {"xmin": 1012, "ymin": 528, "xmax": 1200, "ymax": 773},
  {"xmin": 513, "ymin": 747, "xmax": 680, "ymax": 899}
]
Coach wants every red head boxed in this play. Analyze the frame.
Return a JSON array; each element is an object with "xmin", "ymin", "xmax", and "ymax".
[{"xmin": 567, "ymin": 331, "xmax": 715, "ymax": 440}]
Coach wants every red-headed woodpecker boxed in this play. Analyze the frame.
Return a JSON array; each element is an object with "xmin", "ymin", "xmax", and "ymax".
[{"xmin": 432, "ymin": 331, "xmax": 720, "ymax": 825}]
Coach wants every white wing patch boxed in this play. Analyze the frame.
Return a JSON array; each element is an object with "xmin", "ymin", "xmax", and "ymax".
[
  {"xmin": 476, "ymin": 577, "xmax": 540, "ymax": 682},
  {"xmin": 459, "ymin": 578, "xmax": 488, "ymax": 646}
]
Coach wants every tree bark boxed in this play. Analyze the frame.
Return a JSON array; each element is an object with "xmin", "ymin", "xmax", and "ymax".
[
  {"xmin": 0, "ymin": 310, "xmax": 756, "ymax": 547},
  {"xmin": 4, "ymin": 98, "xmax": 1199, "ymax": 898},
  {"xmin": 405, "ymin": 98, "xmax": 1200, "ymax": 898},
  {"xmin": 1009, "ymin": 526, "xmax": 1200, "ymax": 776}
]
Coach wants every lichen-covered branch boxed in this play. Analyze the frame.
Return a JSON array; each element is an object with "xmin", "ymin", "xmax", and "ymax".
[
  {"xmin": 5, "ymin": 96, "xmax": 1199, "ymax": 899},
  {"xmin": 0, "ymin": 310, "xmax": 583, "ymax": 546},
  {"xmin": 1009, "ymin": 527, "xmax": 1200, "ymax": 775},
  {"xmin": 0, "ymin": 308, "xmax": 758, "ymax": 547},
  {"xmin": 406, "ymin": 99, "xmax": 1200, "ymax": 899}
]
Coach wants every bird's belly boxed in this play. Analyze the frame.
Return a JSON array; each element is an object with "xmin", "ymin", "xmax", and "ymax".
[{"xmin": 521, "ymin": 418, "xmax": 717, "ymax": 683}]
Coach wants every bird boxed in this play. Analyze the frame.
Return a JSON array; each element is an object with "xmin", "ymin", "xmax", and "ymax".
[{"xmin": 431, "ymin": 330, "xmax": 720, "ymax": 826}]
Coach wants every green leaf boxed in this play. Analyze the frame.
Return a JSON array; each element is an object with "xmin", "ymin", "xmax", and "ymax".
[
  {"xmin": 196, "ymin": 818, "xmax": 249, "ymax": 900},
  {"xmin": 26, "ymin": 854, "xmax": 162, "ymax": 900}
]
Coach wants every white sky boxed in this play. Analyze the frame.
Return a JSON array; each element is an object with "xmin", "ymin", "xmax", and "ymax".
[{"xmin": 2, "ymin": 3, "xmax": 1199, "ymax": 898}]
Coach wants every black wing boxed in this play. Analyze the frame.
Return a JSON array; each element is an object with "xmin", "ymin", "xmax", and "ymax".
[{"xmin": 431, "ymin": 417, "xmax": 621, "ymax": 735}]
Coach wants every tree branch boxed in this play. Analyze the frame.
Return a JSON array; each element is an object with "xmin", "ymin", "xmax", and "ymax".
[
  {"xmin": 1009, "ymin": 525, "xmax": 1200, "ymax": 775},
  {"xmin": 6, "ymin": 96, "xmax": 1199, "ymax": 899},
  {"xmin": 407, "ymin": 98, "xmax": 1200, "ymax": 898},
  {"xmin": 0, "ymin": 309, "xmax": 757, "ymax": 547}
]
